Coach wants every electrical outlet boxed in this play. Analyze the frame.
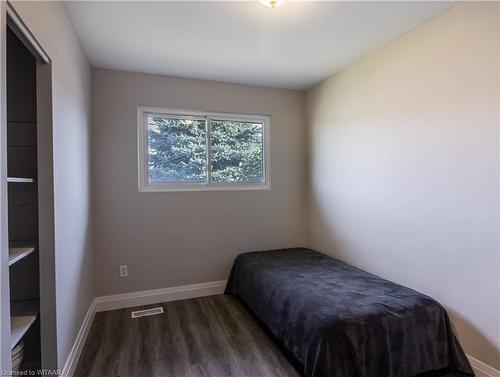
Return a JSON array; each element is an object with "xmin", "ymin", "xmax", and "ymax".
[{"xmin": 119, "ymin": 265, "xmax": 128, "ymax": 278}]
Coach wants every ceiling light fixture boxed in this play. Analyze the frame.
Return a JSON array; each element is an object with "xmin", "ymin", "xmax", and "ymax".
[{"xmin": 259, "ymin": 0, "xmax": 284, "ymax": 8}]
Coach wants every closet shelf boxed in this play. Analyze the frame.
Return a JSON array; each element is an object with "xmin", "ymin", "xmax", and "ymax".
[
  {"xmin": 7, "ymin": 177, "xmax": 35, "ymax": 183},
  {"xmin": 10, "ymin": 300, "xmax": 39, "ymax": 349},
  {"xmin": 10, "ymin": 315, "xmax": 36, "ymax": 350},
  {"xmin": 9, "ymin": 246, "xmax": 36, "ymax": 266}
]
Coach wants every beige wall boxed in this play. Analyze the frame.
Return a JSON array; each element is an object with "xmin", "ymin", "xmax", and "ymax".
[
  {"xmin": 92, "ymin": 69, "xmax": 306, "ymax": 296},
  {"xmin": 305, "ymin": 2, "xmax": 500, "ymax": 368},
  {"xmin": 8, "ymin": 1, "xmax": 94, "ymax": 370}
]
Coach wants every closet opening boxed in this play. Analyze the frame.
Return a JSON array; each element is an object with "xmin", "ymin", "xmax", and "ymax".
[{"xmin": 5, "ymin": 4, "xmax": 56, "ymax": 373}]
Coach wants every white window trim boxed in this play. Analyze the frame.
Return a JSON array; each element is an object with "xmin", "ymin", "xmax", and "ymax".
[{"xmin": 137, "ymin": 106, "xmax": 271, "ymax": 192}]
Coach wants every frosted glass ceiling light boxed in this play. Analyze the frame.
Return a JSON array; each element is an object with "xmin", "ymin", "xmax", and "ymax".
[{"xmin": 259, "ymin": 0, "xmax": 285, "ymax": 8}]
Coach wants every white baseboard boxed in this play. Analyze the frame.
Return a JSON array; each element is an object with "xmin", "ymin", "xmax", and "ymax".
[
  {"xmin": 60, "ymin": 300, "xmax": 96, "ymax": 377},
  {"xmin": 60, "ymin": 280, "xmax": 227, "ymax": 376},
  {"xmin": 60, "ymin": 283, "xmax": 500, "ymax": 377},
  {"xmin": 94, "ymin": 280, "xmax": 227, "ymax": 312},
  {"xmin": 467, "ymin": 354, "xmax": 500, "ymax": 377}
]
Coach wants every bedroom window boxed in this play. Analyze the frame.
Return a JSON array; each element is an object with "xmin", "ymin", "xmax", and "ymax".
[{"xmin": 138, "ymin": 107, "xmax": 270, "ymax": 191}]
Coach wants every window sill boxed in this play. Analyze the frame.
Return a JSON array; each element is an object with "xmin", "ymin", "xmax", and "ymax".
[{"xmin": 139, "ymin": 183, "xmax": 271, "ymax": 192}]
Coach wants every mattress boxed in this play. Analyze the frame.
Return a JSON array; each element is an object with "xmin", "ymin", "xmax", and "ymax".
[{"xmin": 225, "ymin": 248, "xmax": 474, "ymax": 377}]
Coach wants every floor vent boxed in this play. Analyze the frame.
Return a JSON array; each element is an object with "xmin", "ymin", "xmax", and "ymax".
[{"xmin": 131, "ymin": 307, "xmax": 164, "ymax": 318}]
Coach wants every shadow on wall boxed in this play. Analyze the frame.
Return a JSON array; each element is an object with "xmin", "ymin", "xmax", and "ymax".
[
  {"xmin": 306, "ymin": 192, "xmax": 345, "ymax": 260},
  {"xmin": 307, "ymin": 193, "xmax": 500, "ymax": 369},
  {"xmin": 447, "ymin": 309, "xmax": 500, "ymax": 367}
]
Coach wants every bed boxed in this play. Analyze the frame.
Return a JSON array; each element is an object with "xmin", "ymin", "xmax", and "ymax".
[{"xmin": 225, "ymin": 248, "xmax": 474, "ymax": 377}]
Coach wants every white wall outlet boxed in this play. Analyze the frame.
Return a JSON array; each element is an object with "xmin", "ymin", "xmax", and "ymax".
[{"xmin": 119, "ymin": 265, "xmax": 128, "ymax": 278}]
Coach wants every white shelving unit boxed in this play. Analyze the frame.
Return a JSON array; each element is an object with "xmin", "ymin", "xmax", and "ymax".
[
  {"xmin": 6, "ymin": 24, "xmax": 42, "ymax": 370},
  {"xmin": 7, "ymin": 177, "xmax": 35, "ymax": 183},
  {"xmin": 10, "ymin": 300, "xmax": 39, "ymax": 350},
  {"xmin": 10, "ymin": 315, "xmax": 36, "ymax": 350},
  {"xmin": 8, "ymin": 247, "xmax": 36, "ymax": 266},
  {"xmin": 5, "ymin": 13, "xmax": 51, "ymax": 372}
]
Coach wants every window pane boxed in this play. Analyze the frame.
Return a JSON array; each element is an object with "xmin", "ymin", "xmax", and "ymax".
[
  {"xmin": 210, "ymin": 120, "xmax": 264, "ymax": 183},
  {"xmin": 147, "ymin": 115, "xmax": 207, "ymax": 183}
]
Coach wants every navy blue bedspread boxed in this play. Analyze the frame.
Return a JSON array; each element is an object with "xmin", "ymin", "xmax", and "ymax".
[{"xmin": 225, "ymin": 248, "xmax": 474, "ymax": 377}]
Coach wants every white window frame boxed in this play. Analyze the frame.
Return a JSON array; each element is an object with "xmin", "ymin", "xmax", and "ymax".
[{"xmin": 138, "ymin": 106, "xmax": 271, "ymax": 192}]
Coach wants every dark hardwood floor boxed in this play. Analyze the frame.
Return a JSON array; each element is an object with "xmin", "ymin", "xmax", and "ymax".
[{"xmin": 75, "ymin": 294, "xmax": 302, "ymax": 377}]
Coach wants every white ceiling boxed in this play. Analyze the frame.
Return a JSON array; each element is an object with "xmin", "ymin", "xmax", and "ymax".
[{"xmin": 65, "ymin": 1, "xmax": 454, "ymax": 90}]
